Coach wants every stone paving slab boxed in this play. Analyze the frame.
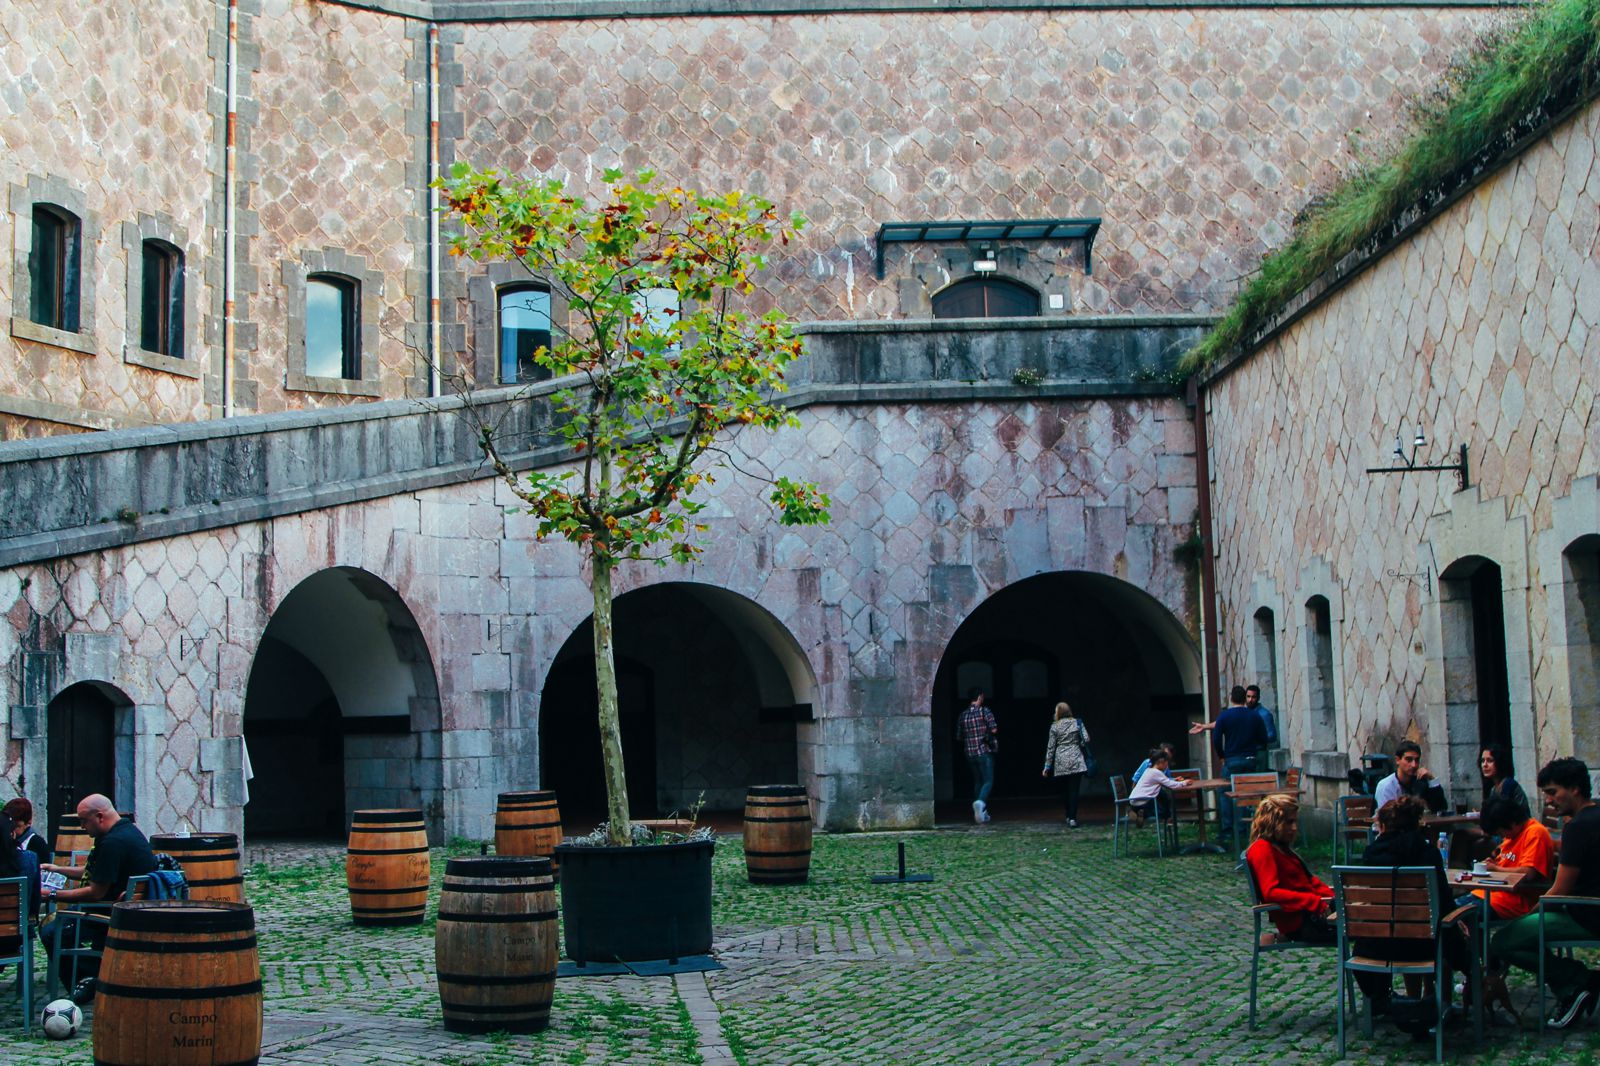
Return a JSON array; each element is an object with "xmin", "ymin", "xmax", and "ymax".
[{"xmin": 1, "ymin": 825, "xmax": 1597, "ymax": 1063}]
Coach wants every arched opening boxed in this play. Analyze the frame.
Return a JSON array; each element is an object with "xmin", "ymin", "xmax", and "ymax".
[
  {"xmin": 931, "ymin": 276, "xmax": 1040, "ymax": 318},
  {"xmin": 930, "ymin": 572, "xmax": 1202, "ymax": 815},
  {"xmin": 539, "ymin": 583, "xmax": 815, "ymax": 824},
  {"xmin": 1304, "ymin": 596, "xmax": 1338, "ymax": 752},
  {"xmin": 47, "ymin": 681, "xmax": 131, "ymax": 836},
  {"xmin": 1562, "ymin": 535, "xmax": 1600, "ymax": 768},
  {"xmin": 243, "ymin": 568, "xmax": 442, "ymax": 838},
  {"xmin": 1439, "ymin": 556, "xmax": 1513, "ymax": 799}
]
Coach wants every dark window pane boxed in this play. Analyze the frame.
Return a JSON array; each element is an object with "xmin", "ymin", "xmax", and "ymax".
[
  {"xmin": 932, "ymin": 277, "xmax": 1040, "ymax": 319},
  {"xmin": 498, "ymin": 286, "xmax": 551, "ymax": 384},
  {"xmin": 140, "ymin": 241, "xmax": 184, "ymax": 357},
  {"xmin": 307, "ymin": 276, "xmax": 356, "ymax": 379},
  {"xmin": 29, "ymin": 206, "xmax": 80, "ymax": 331}
]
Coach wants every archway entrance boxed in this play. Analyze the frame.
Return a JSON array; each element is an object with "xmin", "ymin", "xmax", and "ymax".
[
  {"xmin": 932, "ymin": 572, "xmax": 1202, "ymax": 813},
  {"xmin": 47, "ymin": 681, "xmax": 127, "ymax": 836},
  {"xmin": 1440, "ymin": 556, "xmax": 1513, "ymax": 799},
  {"xmin": 243, "ymin": 568, "xmax": 442, "ymax": 838},
  {"xmin": 540, "ymin": 583, "xmax": 815, "ymax": 823}
]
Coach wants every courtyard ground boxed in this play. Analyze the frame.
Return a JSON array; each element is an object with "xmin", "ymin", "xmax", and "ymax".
[{"xmin": 2, "ymin": 819, "xmax": 1598, "ymax": 1065}]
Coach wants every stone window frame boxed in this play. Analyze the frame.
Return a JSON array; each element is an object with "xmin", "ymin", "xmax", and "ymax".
[
  {"xmin": 122, "ymin": 212, "xmax": 201, "ymax": 378},
  {"xmin": 284, "ymin": 248, "xmax": 383, "ymax": 397},
  {"xmin": 468, "ymin": 262, "xmax": 567, "ymax": 388},
  {"xmin": 9, "ymin": 175, "xmax": 99, "ymax": 357}
]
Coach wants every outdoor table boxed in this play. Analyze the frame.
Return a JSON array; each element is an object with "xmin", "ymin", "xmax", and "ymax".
[
  {"xmin": 1171, "ymin": 778, "xmax": 1231, "ymax": 855},
  {"xmin": 1451, "ymin": 868, "xmax": 1533, "ymax": 963}
]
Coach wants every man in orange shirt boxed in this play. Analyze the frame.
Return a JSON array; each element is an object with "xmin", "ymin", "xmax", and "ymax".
[{"xmin": 1472, "ymin": 794, "xmax": 1555, "ymax": 919}]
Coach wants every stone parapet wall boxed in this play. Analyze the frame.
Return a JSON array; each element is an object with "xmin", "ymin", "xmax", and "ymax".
[{"xmin": 1203, "ymin": 96, "xmax": 1598, "ymax": 799}]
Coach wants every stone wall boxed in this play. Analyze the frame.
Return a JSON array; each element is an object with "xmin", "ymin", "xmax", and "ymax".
[{"xmin": 1203, "ymin": 95, "xmax": 1599, "ymax": 805}]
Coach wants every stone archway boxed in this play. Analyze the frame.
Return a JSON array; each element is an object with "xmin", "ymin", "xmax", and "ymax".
[
  {"xmin": 539, "ymin": 582, "xmax": 817, "ymax": 822},
  {"xmin": 243, "ymin": 567, "xmax": 442, "ymax": 838},
  {"xmin": 46, "ymin": 680, "xmax": 134, "ymax": 837},
  {"xmin": 931, "ymin": 571, "xmax": 1202, "ymax": 811}
]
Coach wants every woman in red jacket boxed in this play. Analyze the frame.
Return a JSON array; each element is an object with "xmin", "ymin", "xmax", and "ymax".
[{"xmin": 1245, "ymin": 794, "xmax": 1336, "ymax": 943}]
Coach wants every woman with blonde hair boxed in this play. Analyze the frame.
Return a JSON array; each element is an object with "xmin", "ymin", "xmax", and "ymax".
[
  {"xmin": 1041, "ymin": 702, "xmax": 1090, "ymax": 828},
  {"xmin": 1243, "ymin": 794, "xmax": 1335, "ymax": 943}
]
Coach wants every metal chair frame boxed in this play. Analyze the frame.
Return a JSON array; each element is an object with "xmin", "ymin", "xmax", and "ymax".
[
  {"xmin": 1242, "ymin": 859, "xmax": 1352, "ymax": 1028},
  {"xmin": 1228, "ymin": 772, "xmax": 1282, "ymax": 855},
  {"xmin": 1535, "ymin": 895, "xmax": 1600, "ymax": 1035},
  {"xmin": 1334, "ymin": 795, "xmax": 1376, "ymax": 865},
  {"xmin": 0, "ymin": 875, "xmax": 34, "ymax": 1031}
]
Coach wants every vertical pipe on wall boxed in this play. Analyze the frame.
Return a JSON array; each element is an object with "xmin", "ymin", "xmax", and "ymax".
[
  {"xmin": 1189, "ymin": 376, "xmax": 1223, "ymax": 758},
  {"xmin": 221, "ymin": 0, "xmax": 239, "ymax": 419},
  {"xmin": 427, "ymin": 24, "xmax": 442, "ymax": 398}
]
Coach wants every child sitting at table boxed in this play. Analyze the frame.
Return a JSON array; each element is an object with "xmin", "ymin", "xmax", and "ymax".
[
  {"xmin": 1127, "ymin": 747, "xmax": 1195, "ymax": 826},
  {"xmin": 1470, "ymin": 792, "xmax": 1554, "ymax": 919},
  {"xmin": 1243, "ymin": 794, "xmax": 1335, "ymax": 944}
]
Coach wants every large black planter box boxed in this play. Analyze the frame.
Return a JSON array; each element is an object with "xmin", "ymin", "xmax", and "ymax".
[{"xmin": 554, "ymin": 837, "xmax": 714, "ymax": 962}]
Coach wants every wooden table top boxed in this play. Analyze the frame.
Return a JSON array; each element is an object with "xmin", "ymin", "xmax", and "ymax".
[
  {"xmin": 1423, "ymin": 812, "xmax": 1482, "ymax": 828},
  {"xmin": 1452, "ymin": 868, "xmax": 1531, "ymax": 891}
]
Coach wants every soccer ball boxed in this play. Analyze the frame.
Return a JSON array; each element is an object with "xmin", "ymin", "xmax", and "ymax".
[{"xmin": 41, "ymin": 998, "xmax": 82, "ymax": 1040}]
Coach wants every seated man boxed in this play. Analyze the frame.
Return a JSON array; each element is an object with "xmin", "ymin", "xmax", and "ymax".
[
  {"xmin": 1374, "ymin": 740, "xmax": 1448, "ymax": 813},
  {"xmin": 1127, "ymin": 747, "xmax": 1195, "ymax": 825},
  {"xmin": 39, "ymin": 794, "xmax": 157, "ymax": 1000},
  {"xmin": 1470, "ymin": 792, "xmax": 1555, "ymax": 921},
  {"xmin": 1490, "ymin": 757, "xmax": 1600, "ymax": 1029}
]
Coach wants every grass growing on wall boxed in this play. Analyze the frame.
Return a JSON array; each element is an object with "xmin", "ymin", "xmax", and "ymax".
[{"xmin": 1180, "ymin": 0, "xmax": 1600, "ymax": 375}]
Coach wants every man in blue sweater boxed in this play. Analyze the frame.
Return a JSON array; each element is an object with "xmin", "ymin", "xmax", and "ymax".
[{"xmin": 1214, "ymin": 685, "xmax": 1266, "ymax": 840}]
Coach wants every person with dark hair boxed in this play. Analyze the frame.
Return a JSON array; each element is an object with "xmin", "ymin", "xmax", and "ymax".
[
  {"xmin": 1214, "ymin": 685, "xmax": 1266, "ymax": 841},
  {"xmin": 1374, "ymin": 740, "xmax": 1448, "ymax": 812},
  {"xmin": 957, "ymin": 691, "xmax": 998, "ymax": 825},
  {"xmin": 1478, "ymin": 745, "xmax": 1527, "ymax": 811},
  {"xmin": 1469, "ymin": 793, "xmax": 1554, "ymax": 921},
  {"xmin": 1126, "ymin": 746, "xmax": 1196, "ymax": 825},
  {"xmin": 1244, "ymin": 794, "xmax": 1335, "ymax": 943},
  {"xmin": 3, "ymin": 797, "xmax": 49, "ymax": 865},
  {"xmin": 1244, "ymin": 685, "xmax": 1278, "ymax": 771},
  {"xmin": 1353, "ymin": 796, "xmax": 1472, "ymax": 1019},
  {"xmin": 1132, "ymin": 741, "xmax": 1178, "ymax": 784},
  {"xmin": 1490, "ymin": 757, "xmax": 1600, "ymax": 1028}
]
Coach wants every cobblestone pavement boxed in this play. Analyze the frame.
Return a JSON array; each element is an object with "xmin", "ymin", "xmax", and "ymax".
[{"xmin": 3, "ymin": 823, "xmax": 1599, "ymax": 1064}]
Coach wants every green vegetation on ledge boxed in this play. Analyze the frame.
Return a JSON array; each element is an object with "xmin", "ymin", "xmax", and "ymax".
[{"xmin": 1181, "ymin": 0, "xmax": 1600, "ymax": 375}]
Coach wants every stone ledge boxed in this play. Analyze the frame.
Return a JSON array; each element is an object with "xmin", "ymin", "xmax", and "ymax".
[{"xmin": 10, "ymin": 316, "xmax": 98, "ymax": 357}]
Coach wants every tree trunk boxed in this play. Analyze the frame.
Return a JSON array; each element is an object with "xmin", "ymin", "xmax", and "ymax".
[{"xmin": 589, "ymin": 556, "xmax": 632, "ymax": 845}]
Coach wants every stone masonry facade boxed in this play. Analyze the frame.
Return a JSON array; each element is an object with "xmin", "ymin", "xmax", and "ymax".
[{"xmin": 1203, "ymin": 94, "xmax": 1599, "ymax": 809}]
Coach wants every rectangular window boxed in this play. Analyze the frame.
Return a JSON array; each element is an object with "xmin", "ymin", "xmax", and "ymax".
[
  {"xmin": 306, "ymin": 275, "xmax": 359, "ymax": 379},
  {"xmin": 139, "ymin": 240, "xmax": 184, "ymax": 357},
  {"xmin": 30, "ymin": 206, "xmax": 81, "ymax": 332},
  {"xmin": 498, "ymin": 285, "xmax": 551, "ymax": 384}
]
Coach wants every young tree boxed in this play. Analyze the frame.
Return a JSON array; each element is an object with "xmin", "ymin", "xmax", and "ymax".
[{"xmin": 440, "ymin": 165, "xmax": 830, "ymax": 845}]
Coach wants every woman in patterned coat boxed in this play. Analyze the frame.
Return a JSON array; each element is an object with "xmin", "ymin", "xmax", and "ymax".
[{"xmin": 1041, "ymin": 702, "xmax": 1090, "ymax": 828}]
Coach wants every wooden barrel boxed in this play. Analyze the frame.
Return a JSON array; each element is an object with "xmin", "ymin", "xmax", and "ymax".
[
  {"xmin": 743, "ymin": 785, "xmax": 813, "ymax": 885},
  {"xmin": 92, "ymin": 900, "xmax": 262, "ymax": 1066},
  {"xmin": 346, "ymin": 809, "xmax": 430, "ymax": 926},
  {"xmin": 493, "ymin": 791, "xmax": 562, "ymax": 866},
  {"xmin": 151, "ymin": 833, "xmax": 245, "ymax": 903},
  {"xmin": 435, "ymin": 856, "xmax": 558, "ymax": 1033},
  {"xmin": 54, "ymin": 812, "xmax": 91, "ymax": 865}
]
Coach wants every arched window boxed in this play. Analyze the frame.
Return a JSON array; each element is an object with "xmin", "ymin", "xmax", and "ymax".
[
  {"xmin": 498, "ymin": 284, "xmax": 551, "ymax": 385},
  {"xmin": 1304, "ymin": 596, "xmax": 1338, "ymax": 751},
  {"xmin": 931, "ymin": 277, "xmax": 1040, "ymax": 319},
  {"xmin": 30, "ymin": 204, "xmax": 81, "ymax": 331},
  {"xmin": 306, "ymin": 273, "xmax": 359, "ymax": 379},
  {"xmin": 139, "ymin": 239, "xmax": 184, "ymax": 357}
]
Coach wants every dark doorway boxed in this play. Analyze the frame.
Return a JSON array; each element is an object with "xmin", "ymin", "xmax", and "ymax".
[
  {"xmin": 539, "ymin": 657, "xmax": 657, "ymax": 818},
  {"xmin": 1469, "ymin": 563, "xmax": 1513, "ymax": 753},
  {"xmin": 47, "ymin": 682, "xmax": 119, "ymax": 837},
  {"xmin": 932, "ymin": 572, "xmax": 1201, "ymax": 806},
  {"xmin": 243, "ymin": 636, "xmax": 346, "ymax": 837},
  {"xmin": 932, "ymin": 276, "xmax": 1040, "ymax": 318}
]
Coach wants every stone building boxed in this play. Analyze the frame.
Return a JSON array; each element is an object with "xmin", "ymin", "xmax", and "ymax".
[{"xmin": 5, "ymin": 0, "xmax": 1588, "ymax": 840}]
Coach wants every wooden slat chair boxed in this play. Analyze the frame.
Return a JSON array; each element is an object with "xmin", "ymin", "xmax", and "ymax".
[
  {"xmin": 1242, "ymin": 859, "xmax": 1353, "ymax": 1028},
  {"xmin": 1228, "ymin": 772, "xmax": 1282, "ymax": 854},
  {"xmin": 1536, "ymin": 895, "xmax": 1600, "ymax": 1035},
  {"xmin": 1283, "ymin": 766, "xmax": 1303, "ymax": 794},
  {"xmin": 44, "ymin": 871, "xmax": 185, "ymax": 998},
  {"xmin": 1335, "ymin": 796, "xmax": 1376, "ymax": 865},
  {"xmin": 1169, "ymin": 767, "xmax": 1210, "ymax": 848},
  {"xmin": 0, "ymin": 875, "xmax": 34, "ymax": 1031},
  {"xmin": 1332, "ymin": 866, "xmax": 1481, "ymax": 1064}
]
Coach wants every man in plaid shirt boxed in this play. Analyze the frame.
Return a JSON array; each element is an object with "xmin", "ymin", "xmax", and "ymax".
[{"xmin": 959, "ymin": 692, "xmax": 999, "ymax": 824}]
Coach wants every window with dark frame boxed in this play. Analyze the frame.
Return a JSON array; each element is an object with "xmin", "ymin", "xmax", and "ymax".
[
  {"xmin": 931, "ymin": 276, "xmax": 1041, "ymax": 319},
  {"xmin": 305, "ymin": 273, "xmax": 359, "ymax": 380},
  {"xmin": 30, "ymin": 204, "xmax": 81, "ymax": 332},
  {"xmin": 497, "ymin": 284, "xmax": 552, "ymax": 385},
  {"xmin": 139, "ymin": 239, "xmax": 184, "ymax": 358}
]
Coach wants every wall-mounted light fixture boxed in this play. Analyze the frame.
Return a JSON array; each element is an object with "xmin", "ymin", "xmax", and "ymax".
[
  {"xmin": 1365, "ymin": 422, "xmax": 1470, "ymax": 490},
  {"xmin": 972, "ymin": 245, "xmax": 998, "ymax": 273}
]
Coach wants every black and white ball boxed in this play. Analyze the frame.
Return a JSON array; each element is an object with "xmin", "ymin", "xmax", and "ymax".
[{"xmin": 41, "ymin": 998, "xmax": 82, "ymax": 1040}]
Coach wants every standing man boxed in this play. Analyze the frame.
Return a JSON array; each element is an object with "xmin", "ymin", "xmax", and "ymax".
[
  {"xmin": 1214, "ymin": 685, "xmax": 1266, "ymax": 842},
  {"xmin": 958, "ymin": 691, "xmax": 998, "ymax": 825},
  {"xmin": 1374, "ymin": 740, "xmax": 1448, "ymax": 812},
  {"xmin": 1245, "ymin": 685, "xmax": 1279, "ymax": 771},
  {"xmin": 38, "ymin": 794, "xmax": 157, "ymax": 1001},
  {"xmin": 1489, "ymin": 757, "xmax": 1600, "ymax": 1027}
]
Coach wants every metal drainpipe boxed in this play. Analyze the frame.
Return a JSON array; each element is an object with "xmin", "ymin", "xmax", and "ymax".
[
  {"xmin": 427, "ymin": 24, "xmax": 442, "ymax": 398},
  {"xmin": 1188, "ymin": 375, "xmax": 1223, "ymax": 767},
  {"xmin": 221, "ymin": 0, "xmax": 239, "ymax": 419}
]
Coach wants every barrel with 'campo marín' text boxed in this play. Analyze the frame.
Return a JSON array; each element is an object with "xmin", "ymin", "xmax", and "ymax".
[
  {"xmin": 743, "ymin": 785, "xmax": 813, "ymax": 885},
  {"xmin": 346, "ymin": 809, "xmax": 430, "ymax": 926},
  {"xmin": 92, "ymin": 900, "xmax": 263, "ymax": 1066},
  {"xmin": 151, "ymin": 833, "xmax": 245, "ymax": 903},
  {"xmin": 435, "ymin": 856, "xmax": 558, "ymax": 1033},
  {"xmin": 493, "ymin": 791, "xmax": 562, "ymax": 867}
]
